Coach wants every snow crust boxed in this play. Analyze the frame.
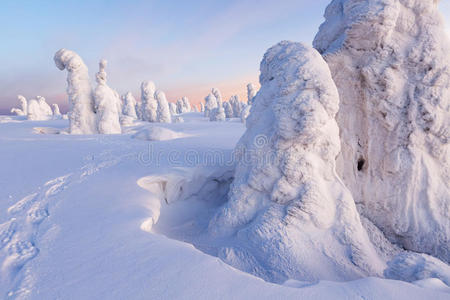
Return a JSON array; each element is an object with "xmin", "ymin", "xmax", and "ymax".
[{"xmin": 314, "ymin": 0, "xmax": 450, "ymax": 262}]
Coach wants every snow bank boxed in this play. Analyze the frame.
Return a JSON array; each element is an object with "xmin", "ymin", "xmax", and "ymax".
[
  {"xmin": 314, "ymin": 0, "xmax": 450, "ymax": 262},
  {"xmin": 133, "ymin": 126, "xmax": 185, "ymax": 141},
  {"xmin": 54, "ymin": 48, "xmax": 97, "ymax": 134},
  {"xmin": 209, "ymin": 41, "xmax": 385, "ymax": 282},
  {"xmin": 94, "ymin": 59, "xmax": 121, "ymax": 134}
]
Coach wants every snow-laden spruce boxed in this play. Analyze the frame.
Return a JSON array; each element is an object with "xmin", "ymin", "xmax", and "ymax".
[
  {"xmin": 229, "ymin": 95, "xmax": 243, "ymax": 117},
  {"xmin": 52, "ymin": 103, "xmax": 61, "ymax": 118},
  {"xmin": 209, "ymin": 41, "xmax": 385, "ymax": 282},
  {"xmin": 169, "ymin": 102, "xmax": 177, "ymax": 116},
  {"xmin": 210, "ymin": 106, "xmax": 226, "ymax": 122},
  {"xmin": 155, "ymin": 90, "xmax": 172, "ymax": 123},
  {"xmin": 223, "ymin": 101, "xmax": 233, "ymax": 118},
  {"xmin": 10, "ymin": 95, "xmax": 28, "ymax": 116},
  {"xmin": 182, "ymin": 97, "xmax": 191, "ymax": 113},
  {"xmin": 93, "ymin": 59, "xmax": 121, "ymax": 134},
  {"xmin": 314, "ymin": 0, "xmax": 450, "ymax": 262},
  {"xmin": 54, "ymin": 49, "xmax": 97, "ymax": 134},
  {"xmin": 247, "ymin": 83, "xmax": 256, "ymax": 105},
  {"xmin": 122, "ymin": 92, "xmax": 137, "ymax": 119},
  {"xmin": 141, "ymin": 81, "xmax": 158, "ymax": 122},
  {"xmin": 204, "ymin": 93, "xmax": 218, "ymax": 117},
  {"xmin": 212, "ymin": 88, "xmax": 223, "ymax": 108}
]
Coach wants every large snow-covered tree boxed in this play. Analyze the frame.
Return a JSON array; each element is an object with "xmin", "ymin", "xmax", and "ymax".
[
  {"xmin": 209, "ymin": 41, "xmax": 385, "ymax": 282},
  {"xmin": 141, "ymin": 81, "xmax": 158, "ymax": 122},
  {"xmin": 54, "ymin": 49, "xmax": 97, "ymax": 134},
  {"xmin": 314, "ymin": 0, "xmax": 450, "ymax": 262},
  {"xmin": 93, "ymin": 59, "xmax": 122, "ymax": 134}
]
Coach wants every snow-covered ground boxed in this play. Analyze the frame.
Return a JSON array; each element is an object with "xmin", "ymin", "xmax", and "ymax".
[{"xmin": 0, "ymin": 114, "xmax": 449, "ymax": 299}]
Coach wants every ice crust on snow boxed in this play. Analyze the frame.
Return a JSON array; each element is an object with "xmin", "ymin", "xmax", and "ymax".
[
  {"xmin": 209, "ymin": 41, "xmax": 385, "ymax": 282},
  {"xmin": 314, "ymin": 0, "xmax": 450, "ymax": 262},
  {"xmin": 54, "ymin": 49, "xmax": 97, "ymax": 134}
]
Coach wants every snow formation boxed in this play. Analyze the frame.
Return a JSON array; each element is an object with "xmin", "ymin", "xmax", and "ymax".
[
  {"xmin": 54, "ymin": 48, "xmax": 97, "ymax": 134},
  {"xmin": 93, "ymin": 59, "xmax": 122, "ymax": 134},
  {"xmin": 140, "ymin": 81, "xmax": 158, "ymax": 122},
  {"xmin": 204, "ymin": 93, "xmax": 218, "ymax": 117},
  {"xmin": 10, "ymin": 95, "xmax": 28, "ymax": 116},
  {"xmin": 314, "ymin": 0, "xmax": 450, "ymax": 262},
  {"xmin": 209, "ymin": 41, "xmax": 385, "ymax": 282}
]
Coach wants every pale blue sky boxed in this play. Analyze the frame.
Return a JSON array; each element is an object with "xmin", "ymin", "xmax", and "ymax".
[{"xmin": 1, "ymin": 0, "xmax": 450, "ymax": 113}]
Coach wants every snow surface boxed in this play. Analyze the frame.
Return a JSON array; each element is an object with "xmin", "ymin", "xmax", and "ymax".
[{"xmin": 1, "ymin": 114, "xmax": 449, "ymax": 299}]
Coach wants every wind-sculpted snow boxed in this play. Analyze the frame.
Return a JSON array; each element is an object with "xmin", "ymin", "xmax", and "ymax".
[
  {"xmin": 94, "ymin": 59, "xmax": 122, "ymax": 134},
  {"xmin": 209, "ymin": 41, "xmax": 385, "ymax": 282},
  {"xmin": 54, "ymin": 49, "xmax": 97, "ymax": 134},
  {"xmin": 314, "ymin": 0, "xmax": 450, "ymax": 262}
]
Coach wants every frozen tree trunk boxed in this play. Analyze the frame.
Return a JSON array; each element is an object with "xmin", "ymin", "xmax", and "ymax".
[
  {"xmin": 204, "ymin": 93, "xmax": 218, "ymax": 117},
  {"xmin": 141, "ymin": 81, "xmax": 158, "ymax": 122},
  {"xmin": 169, "ymin": 102, "xmax": 177, "ymax": 116},
  {"xmin": 314, "ymin": 0, "xmax": 450, "ymax": 262},
  {"xmin": 247, "ymin": 83, "xmax": 256, "ymax": 105},
  {"xmin": 54, "ymin": 48, "xmax": 97, "ymax": 134},
  {"xmin": 155, "ymin": 90, "xmax": 172, "ymax": 123},
  {"xmin": 209, "ymin": 41, "xmax": 384, "ymax": 282},
  {"xmin": 94, "ymin": 59, "xmax": 122, "ymax": 134},
  {"xmin": 10, "ymin": 95, "xmax": 28, "ymax": 116},
  {"xmin": 122, "ymin": 92, "xmax": 137, "ymax": 119}
]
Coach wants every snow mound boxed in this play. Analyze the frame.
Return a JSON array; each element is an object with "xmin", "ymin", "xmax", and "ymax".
[
  {"xmin": 314, "ymin": 0, "xmax": 450, "ymax": 262},
  {"xmin": 132, "ymin": 126, "xmax": 186, "ymax": 141},
  {"xmin": 208, "ymin": 41, "xmax": 385, "ymax": 282}
]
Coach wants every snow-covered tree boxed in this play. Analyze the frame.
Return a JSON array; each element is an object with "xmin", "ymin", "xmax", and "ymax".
[
  {"xmin": 209, "ymin": 106, "xmax": 225, "ymax": 122},
  {"xmin": 204, "ymin": 93, "xmax": 218, "ymax": 117},
  {"xmin": 182, "ymin": 96, "xmax": 191, "ymax": 112},
  {"xmin": 93, "ymin": 59, "xmax": 121, "ymax": 134},
  {"xmin": 26, "ymin": 99, "xmax": 42, "ymax": 120},
  {"xmin": 169, "ymin": 102, "xmax": 177, "ymax": 116},
  {"xmin": 155, "ymin": 90, "xmax": 171, "ymax": 123},
  {"xmin": 54, "ymin": 48, "xmax": 97, "ymax": 134},
  {"xmin": 229, "ymin": 95, "xmax": 243, "ymax": 117},
  {"xmin": 314, "ymin": 0, "xmax": 450, "ymax": 262},
  {"xmin": 247, "ymin": 83, "xmax": 256, "ymax": 105},
  {"xmin": 135, "ymin": 101, "xmax": 142, "ymax": 120},
  {"xmin": 37, "ymin": 96, "xmax": 52, "ymax": 116},
  {"xmin": 211, "ymin": 88, "xmax": 222, "ymax": 108},
  {"xmin": 209, "ymin": 41, "xmax": 385, "ymax": 282},
  {"xmin": 200, "ymin": 102, "xmax": 205, "ymax": 113},
  {"xmin": 193, "ymin": 105, "xmax": 199, "ymax": 112},
  {"xmin": 10, "ymin": 95, "xmax": 28, "ymax": 116},
  {"xmin": 122, "ymin": 92, "xmax": 137, "ymax": 119},
  {"xmin": 223, "ymin": 101, "xmax": 233, "ymax": 118},
  {"xmin": 140, "ymin": 81, "xmax": 158, "ymax": 122},
  {"xmin": 52, "ymin": 103, "xmax": 61, "ymax": 117}
]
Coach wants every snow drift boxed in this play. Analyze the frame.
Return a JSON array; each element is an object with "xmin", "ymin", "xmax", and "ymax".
[
  {"xmin": 209, "ymin": 41, "xmax": 385, "ymax": 282},
  {"xmin": 314, "ymin": 0, "xmax": 450, "ymax": 262}
]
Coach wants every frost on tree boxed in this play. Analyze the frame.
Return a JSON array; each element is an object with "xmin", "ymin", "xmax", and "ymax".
[
  {"xmin": 54, "ymin": 48, "xmax": 97, "ymax": 134},
  {"xmin": 314, "ymin": 0, "xmax": 450, "ymax": 262},
  {"xmin": 93, "ymin": 59, "xmax": 122, "ymax": 134},
  {"xmin": 26, "ymin": 99, "xmax": 42, "ymax": 120},
  {"xmin": 155, "ymin": 90, "xmax": 172, "ymax": 123},
  {"xmin": 229, "ymin": 95, "xmax": 243, "ymax": 117},
  {"xmin": 10, "ymin": 95, "xmax": 28, "ymax": 116},
  {"xmin": 140, "ymin": 81, "xmax": 158, "ymax": 122},
  {"xmin": 247, "ymin": 83, "xmax": 256, "ymax": 105},
  {"xmin": 204, "ymin": 93, "xmax": 218, "ymax": 117},
  {"xmin": 210, "ymin": 106, "xmax": 226, "ymax": 122},
  {"xmin": 209, "ymin": 41, "xmax": 384, "ymax": 282},
  {"xmin": 182, "ymin": 96, "xmax": 191, "ymax": 113},
  {"xmin": 122, "ymin": 92, "xmax": 137, "ymax": 119},
  {"xmin": 169, "ymin": 102, "xmax": 177, "ymax": 116}
]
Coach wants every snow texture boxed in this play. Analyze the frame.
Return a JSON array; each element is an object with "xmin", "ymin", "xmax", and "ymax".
[
  {"xmin": 314, "ymin": 0, "xmax": 450, "ymax": 262},
  {"xmin": 54, "ymin": 48, "xmax": 97, "ymax": 134},
  {"xmin": 209, "ymin": 41, "xmax": 385, "ymax": 282},
  {"xmin": 155, "ymin": 90, "xmax": 172, "ymax": 123},
  {"xmin": 140, "ymin": 81, "xmax": 158, "ymax": 122},
  {"xmin": 94, "ymin": 59, "xmax": 122, "ymax": 134}
]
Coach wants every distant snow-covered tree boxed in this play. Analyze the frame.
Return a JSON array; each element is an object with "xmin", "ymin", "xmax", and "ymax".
[
  {"xmin": 141, "ymin": 81, "xmax": 158, "ymax": 122},
  {"xmin": 135, "ymin": 101, "xmax": 142, "ymax": 120},
  {"xmin": 247, "ymin": 83, "xmax": 256, "ymax": 105},
  {"xmin": 94, "ymin": 59, "xmax": 122, "ymax": 134},
  {"xmin": 210, "ymin": 106, "xmax": 226, "ymax": 122},
  {"xmin": 223, "ymin": 101, "xmax": 233, "ymax": 118},
  {"xmin": 204, "ymin": 93, "xmax": 218, "ymax": 117},
  {"xmin": 229, "ymin": 95, "xmax": 243, "ymax": 117},
  {"xmin": 52, "ymin": 103, "xmax": 61, "ymax": 117},
  {"xmin": 211, "ymin": 88, "xmax": 222, "ymax": 108},
  {"xmin": 182, "ymin": 96, "xmax": 191, "ymax": 112},
  {"xmin": 122, "ymin": 92, "xmax": 137, "ymax": 119},
  {"xmin": 37, "ymin": 96, "xmax": 53, "ymax": 116},
  {"xmin": 27, "ymin": 99, "xmax": 42, "ymax": 120},
  {"xmin": 200, "ymin": 102, "xmax": 205, "ymax": 113},
  {"xmin": 54, "ymin": 48, "xmax": 97, "ymax": 134},
  {"xmin": 169, "ymin": 102, "xmax": 177, "ymax": 116},
  {"xmin": 155, "ymin": 90, "xmax": 172, "ymax": 123},
  {"xmin": 10, "ymin": 95, "xmax": 28, "ymax": 116}
]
